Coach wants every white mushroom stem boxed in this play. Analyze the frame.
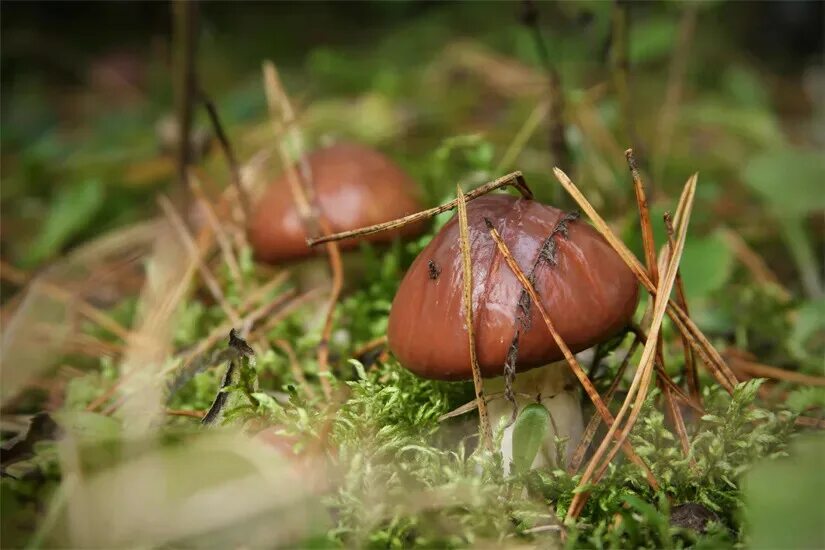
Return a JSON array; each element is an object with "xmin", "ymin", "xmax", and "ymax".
[{"xmin": 485, "ymin": 361, "xmax": 584, "ymax": 473}]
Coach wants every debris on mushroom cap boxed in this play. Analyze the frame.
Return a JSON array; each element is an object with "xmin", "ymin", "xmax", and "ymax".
[
  {"xmin": 387, "ymin": 194, "xmax": 639, "ymax": 381},
  {"xmin": 249, "ymin": 142, "xmax": 427, "ymax": 263}
]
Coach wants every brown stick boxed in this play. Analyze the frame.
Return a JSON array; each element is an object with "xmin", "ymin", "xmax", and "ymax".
[
  {"xmin": 457, "ymin": 186, "xmax": 493, "ymax": 452},
  {"xmin": 626, "ymin": 149, "xmax": 657, "ymax": 284},
  {"xmin": 629, "ymin": 325, "xmax": 704, "ymax": 414},
  {"xmin": 0, "ymin": 273, "xmax": 132, "ymax": 343},
  {"xmin": 568, "ymin": 336, "xmax": 640, "ymax": 474},
  {"xmin": 306, "ymin": 171, "xmax": 532, "ymax": 247},
  {"xmin": 661, "ymin": 378, "xmax": 691, "ymax": 457},
  {"xmin": 664, "ymin": 213, "xmax": 701, "ymax": 404},
  {"xmin": 566, "ymin": 174, "xmax": 695, "ymax": 520},
  {"xmin": 263, "ymin": 61, "xmax": 341, "ymax": 401},
  {"xmin": 485, "ymin": 219, "xmax": 658, "ymax": 491},
  {"xmin": 552, "ymin": 167, "xmax": 739, "ymax": 393},
  {"xmin": 729, "ymin": 358, "xmax": 825, "ymax": 388},
  {"xmin": 719, "ymin": 227, "xmax": 791, "ymax": 302},
  {"xmin": 187, "ymin": 174, "xmax": 244, "ymax": 289},
  {"xmin": 795, "ymin": 416, "xmax": 825, "ymax": 429},
  {"xmin": 158, "ymin": 195, "xmax": 241, "ymax": 326},
  {"xmin": 198, "ymin": 90, "xmax": 251, "ymax": 223}
]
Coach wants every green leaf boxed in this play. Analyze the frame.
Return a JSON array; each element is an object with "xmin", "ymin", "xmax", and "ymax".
[
  {"xmin": 788, "ymin": 299, "xmax": 825, "ymax": 360},
  {"xmin": 743, "ymin": 149, "xmax": 825, "ymax": 218},
  {"xmin": 678, "ymin": 230, "xmax": 734, "ymax": 302},
  {"xmin": 25, "ymin": 179, "xmax": 105, "ymax": 266},
  {"xmin": 743, "ymin": 435, "xmax": 825, "ymax": 550},
  {"xmin": 511, "ymin": 402, "xmax": 550, "ymax": 474}
]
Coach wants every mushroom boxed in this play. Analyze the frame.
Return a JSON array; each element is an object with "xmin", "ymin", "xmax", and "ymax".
[
  {"xmin": 249, "ymin": 142, "xmax": 427, "ymax": 264},
  {"xmin": 387, "ymin": 193, "xmax": 639, "ymax": 471}
]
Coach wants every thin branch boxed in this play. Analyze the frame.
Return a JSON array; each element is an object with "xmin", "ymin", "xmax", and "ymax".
[
  {"xmin": 457, "ymin": 186, "xmax": 493, "ymax": 452},
  {"xmin": 567, "ymin": 173, "xmax": 695, "ymax": 521},
  {"xmin": 719, "ymin": 227, "xmax": 791, "ymax": 302},
  {"xmin": 158, "ymin": 195, "xmax": 240, "ymax": 326},
  {"xmin": 0, "ymin": 272, "xmax": 132, "ymax": 343},
  {"xmin": 552, "ymin": 167, "xmax": 739, "ymax": 393},
  {"xmin": 306, "ymin": 171, "xmax": 532, "ymax": 247},
  {"xmin": 568, "ymin": 335, "xmax": 640, "ymax": 474},
  {"xmin": 262, "ymin": 60, "xmax": 341, "ymax": 401},
  {"xmin": 198, "ymin": 90, "xmax": 251, "ymax": 222},
  {"xmin": 626, "ymin": 149, "xmax": 657, "ymax": 284},
  {"xmin": 730, "ymin": 358, "xmax": 825, "ymax": 388},
  {"xmin": 187, "ymin": 174, "xmax": 244, "ymax": 289},
  {"xmin": 664, "ymin": 213, "xmax": 701, "ymax": 405},
  {"xmin": 485, "ymin": 218, "xmax": 657, "ymax": 491},
  {"xmin": 660, "ymin": 377, "xmax": 691, "ymax": 457}
]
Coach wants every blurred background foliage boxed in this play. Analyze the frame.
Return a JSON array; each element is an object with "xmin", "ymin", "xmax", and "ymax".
[
  {"xmin": 1, "ymin": 1, "xmax": 824, "ymax": 547},
  {"xmin": 2, "ymin": 0, "xmax": 822, "ymax": 368}
]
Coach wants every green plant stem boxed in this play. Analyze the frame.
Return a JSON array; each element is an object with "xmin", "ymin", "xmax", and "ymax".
[{"xmin": 780, "ymin": 218, "xmax": 824, "ymax": 299}]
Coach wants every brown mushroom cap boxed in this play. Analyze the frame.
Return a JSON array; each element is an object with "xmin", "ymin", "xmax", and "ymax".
[
  {"xmin": 249, "ymin": 142, "xmax": 427, "ymax": 263},
  {"xmin": 387, "ymin": 194, "xmax": 639, "ymax": 381}
]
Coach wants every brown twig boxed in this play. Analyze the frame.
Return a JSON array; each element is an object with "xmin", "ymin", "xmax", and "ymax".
[
  {"xmin": 158, "ymin": 195, "xmax": 240, "ymax": 326},
  {"xmin": 566, "ymin": 173, "xmax": 695, "ymax": 521},
  {"xmin": 626, "ymin": 149, "xmax": 657, "ymax": 284},
  {"xmin": 187, "ymin": 173, "xmax": 244, "ymax": 289},
  {"xmin": 664, "ymin": 213, "xmax": 701, "ymax": 405},
  {"xmin": 552, "ymin": 167, "xmax": 739, "ymax": 394},
  {"xmin": 0, "ymin": 273, "xmax": 132, "ymax": 344},
  {"xmin": 263, "ymin": 61, "xmax": 341, "ymax": 402},
  {"xmin": 728, "ymin": 357, "xmax": 825, "ymax": 388},
  {"xmin": 660, "ymin": 377, "xmax": 691, "ymax": 457},
  {"xmin": 198, "ymin": 90, "xmax": 251, "ymax": 222},
  {"xmin": 306, "ymin": 171, "xmax": 532, "ymax": 247},
  {"xmin": 174, "ymin": 287, "xmax": 298, "ymax": 374},
  {"xmin": 438, "ymin": 391, "xmax": 533, "ymax": 422},
  {"xmin": 795, "ymin": 416, "xmax": 825, "ymax": 429},
  {"xmin": 457, "ymin": 186, "xmax": 494, "ymax": 452},
  {"xmin": 568, "ymin": 335, "xmax": 640, "ymax": 474},
  {"xmin": 719, "ymin": 227, "xmax": 791, "ymax": 302},
  {"xmin": 485, "ymin": 219, "xmax": 658, "ymax": 491}
]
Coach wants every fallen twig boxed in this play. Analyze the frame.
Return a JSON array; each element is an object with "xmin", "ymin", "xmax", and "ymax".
[
  {"xmin": 306, "ymin": 171, "xmax": 532, "ymax": 247},
  {"xmin": 263, "ymin": 61, "xmax": 341, "ymax": 402},
  {"xmin": 485, "ymin": 218, "xmax": 658, "ymax": 491},
  {"xmin": 457, "ymin": 185, "xmax": 493, "ymax": 452}
]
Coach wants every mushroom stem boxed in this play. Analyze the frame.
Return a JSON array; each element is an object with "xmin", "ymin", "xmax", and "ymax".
[{"xmin": 486, "ymin": 364, "xmax": 583, "ymax": 472}]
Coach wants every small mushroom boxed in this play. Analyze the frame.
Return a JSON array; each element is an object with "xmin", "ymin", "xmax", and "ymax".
[
  {"xmin": 387, "ymin": 193, "xmax": 639, "ymax": 469},
  {"xmin": 249, "ymin": 142, "xmax": 427, "ymax": 264}
]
